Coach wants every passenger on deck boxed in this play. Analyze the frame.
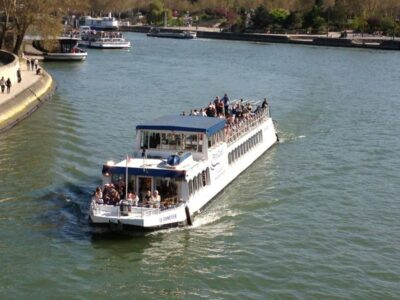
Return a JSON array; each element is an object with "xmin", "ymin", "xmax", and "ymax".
[
  {"xmin": 92, "ymin": 187, "xmax": 103, "ymax": 204},
  {"xmin": 102, "ymin": 184, "xmax": 112, "ymax": 204},
  {"xmin": 216, "ymin": 99, "xmax": 224, "ymax": 116},
  {"xmin": 222, "ymin": 93, "xmax": 230, "ymax": 114},
  {"xmin": 200, "ymin": 108, "xmax": 207, "ymax": 116},
  {"xmin": 127, "ymin": 192, "xmax": 139, "ymax": 206},
  {"xmin": 262, "ymin": 98, "xmax": 268, "ymax": 109},
  {"xmin": 144, "ymin": 190, "xmax": 152, "ymax": 207},
  {"xmin": 206, "ymin": 103, "xmax": 215, "ymax": 117},
  {"xmin": 152, "ymin": 190, "xmax": 161, "ymax": 208},
  {"xmin": 110, "ymin": 188, "xmax": 120, "ymax": 205}
]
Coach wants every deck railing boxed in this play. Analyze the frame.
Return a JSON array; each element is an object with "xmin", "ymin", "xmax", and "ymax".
[
  {"xmin": 92, "ymin": 201, "xmax": 183, "ymax": 218},
  {"xmin": 226, "ymin": 107, "xmax": 270, "ymax": 145}
]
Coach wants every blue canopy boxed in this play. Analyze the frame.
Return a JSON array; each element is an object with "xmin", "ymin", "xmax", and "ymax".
[
  {"xmin": 103, "ymin": 165, "xmax": 185, "ymax": 179},
  {"xmin": 136, "ymin": 115, "xmax": 226, "ymax": 136}
]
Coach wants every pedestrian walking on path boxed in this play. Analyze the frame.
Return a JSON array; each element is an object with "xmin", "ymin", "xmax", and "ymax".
[
  {"xmin": 17, "ymin": 68, "xmax": 21, "ymax": 83},
  {"xmin": 6, "ymin": 78, "xmax": 11, "ymax": 93},
  {"xmin": 0, "ymin": 77, "xmax": 5, "ymax": 93},
  {"xmin": 26, "ymin": 58, "xmax": 30, "ymax": 71},
  {"xmin": 34, "ymin": 59, "xmax": 39, "ymax": 71},
  {"xmin": 30, "ymin": 59, "xmax": 34, "ymax": 71}
]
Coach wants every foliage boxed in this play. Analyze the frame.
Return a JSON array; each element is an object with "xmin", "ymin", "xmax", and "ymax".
[
  {"xmin": 270, "ymin": 8, "xmax": 290, "ymax": 26},
  {"xmin": 251, "ymin": 5, "xmax": 271, "ymax": 30},
  {"xmin": 147, "ymin": 0, "xmax": 164, "ymax": 24}
]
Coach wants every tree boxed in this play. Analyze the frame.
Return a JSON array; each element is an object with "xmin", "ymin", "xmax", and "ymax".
[
  {"xmin": 147, "ymin": 0, "xmax": 164, "ymax": 24},
  {"xmin": 251, "ymin": 5, "xmax": 271, "ymax": 30},
  {"xmin": 270, "ymin": 8, "xmax": 290, "ymax": 26},
  {"xmin": 9, "ymin": 0, "xmax": 89, "ymax": 54},
  {"xmin": 0, "ymin": 0, "xmax": 16, "ymax": 49}
]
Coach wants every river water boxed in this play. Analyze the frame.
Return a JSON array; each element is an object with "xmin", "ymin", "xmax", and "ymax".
[{"xmin": 1, "ymin": 33, "xmax": 400, "ymax": 299}]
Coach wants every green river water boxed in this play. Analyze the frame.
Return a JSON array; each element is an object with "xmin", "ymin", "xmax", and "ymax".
[{"xmin": 0, "ymin": 33, "xmax": 399, "ymax": 299}]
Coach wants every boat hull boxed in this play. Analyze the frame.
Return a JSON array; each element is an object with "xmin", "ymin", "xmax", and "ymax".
[
  {"xmin": 78, "ymin": 41, "xmax": 131, "ymax": 49},
  {"xmin": 147, "ymin": 33, "xmax": 196, "ymax": 39},
  {"xmin": 44, "ymin": 53, "xmax": 87, "ymax": 61}
]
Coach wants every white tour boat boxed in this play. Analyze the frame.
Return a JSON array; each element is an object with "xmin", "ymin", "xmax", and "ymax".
[
  {"xmin": 79, "ymin": 30, "xmax": 131, "ymax": 49},
  {"xmin": 81, "ymin": 13, "xmax": 118, "ymax": 31},
  {"xmin": 89, "ymin": 99, "xmax": 278, "ymax": 229}
]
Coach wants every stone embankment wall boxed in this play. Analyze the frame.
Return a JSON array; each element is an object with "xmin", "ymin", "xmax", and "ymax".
[
  {"xmin": 0, "ymin": 51, "xmax": 19, "ymax": 84},
  {"xmin": 120, "ymin": 26, "xmax": 400, "ymax": 51},
  {"xmin": 0, "ymin": 50, "xmax": 55, "ymax": 133}
]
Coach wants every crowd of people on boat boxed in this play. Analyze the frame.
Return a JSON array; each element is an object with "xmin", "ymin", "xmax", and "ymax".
[
  {"xmin": 182, "ymin": 94, "xmax": 269, "ymax": 142},
  {"xmin": 92, "ymin": 184, "xmax": 179, "ymax": 210}
]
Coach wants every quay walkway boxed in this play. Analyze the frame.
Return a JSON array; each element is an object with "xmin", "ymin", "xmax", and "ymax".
[{"xmin": 0, "ymin": 53, "xmax": 55, "ymax": 133}]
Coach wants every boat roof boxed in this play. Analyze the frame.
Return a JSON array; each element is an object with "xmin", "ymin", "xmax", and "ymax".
[
  {"xmin": 103, "ymin": 158, "xmax": 193, "ymax": 179},
  {"xmin": 136, "ymin": 115, "xmax": 226, "ymax": 136}
]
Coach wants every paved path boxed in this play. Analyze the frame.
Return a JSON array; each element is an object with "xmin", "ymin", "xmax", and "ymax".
[{"xmin": 0, "ymin": 59, "xmax": 41, "ymax": 106}]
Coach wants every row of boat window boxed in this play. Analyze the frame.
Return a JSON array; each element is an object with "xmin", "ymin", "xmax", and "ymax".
[
  {"xmin": 188, "ymin": 168, "xmax": 210, "ymax": 196},
  {"xmin": 228, "ymin": 131, "xmax": 263, "ymax": 165},
  {"xmin": 141, "ymin": 131, "xmax": 204, "ymax": 152},
  {"xmin": 140, "ymin": 130, "xmax": 226, "ymax": 153},
  {"xmin": 207, "ymin": 131, "xmax": 225, "ymax": 148}
]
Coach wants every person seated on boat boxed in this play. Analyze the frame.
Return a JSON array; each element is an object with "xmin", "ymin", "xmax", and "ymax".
[
  {"xmin": 181, "ymin": 111, "xmax": 186, "ymax": 116},
  {"xmin": 92, "ymin": 187, "xmax": 103, "ymax": 204},
  {"xmin": 193, "ymin": 109, "xmax": 199, "ymax": 116},
  {"xmin": 102, "ymin": 184, "xmax": 112, "ymax": 204},
  {"xmin": 162, "ymin": 198, "xmax": 172, "ymax": 209},
  {"xmin": 144, "ymin": 190, "xmax": 153, "ymax": 207},
  {"xmin": 110, "ymin": 188, "xmax": 120, "ymax": 205},
  {"xmin": 152, "ymin": 190, "xmax": 161, "ymax": 208},
  {"xmin": 127, "ymin": 192, "xmax": 139, "ymax": 206},
  {"xmin": 200, "ymin": 108, "xmax": 207, "ymax": 116},
  {"xmin": 112, "ymin": 180, "xmax": 123, "ymax": 199}
]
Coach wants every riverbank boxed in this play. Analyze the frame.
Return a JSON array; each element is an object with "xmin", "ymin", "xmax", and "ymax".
[
  {"xmin": 0, "ymin": 52, "xmax": 55, "ymax": 133},
  {"xmin": 121, "ymin": 25, "xmax": 400, "ymax": 51}
]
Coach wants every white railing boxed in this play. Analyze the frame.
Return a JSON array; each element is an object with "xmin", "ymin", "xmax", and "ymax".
[
  {"xmin": 93, "ymin": 202, "xmax": 183, "ymax": 219},
  {"xmin": 226, "ymin": 107, "xmax": 270, "ymax": 145}
]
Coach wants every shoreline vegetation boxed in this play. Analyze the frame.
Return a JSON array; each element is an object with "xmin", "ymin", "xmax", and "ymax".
[{"xmin": 0, "ymin": 1, "xmax": 399, "ymax": 55}]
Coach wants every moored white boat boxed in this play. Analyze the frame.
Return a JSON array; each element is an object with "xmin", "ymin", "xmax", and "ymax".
[
  {"xmin": 38, "ymin": 38, "xmax": 87, "ymax": 61},
  {"xmin": 89, "ymin": 98, "xmax": 278, "ymax": 230},
  {"xmin": 79, "ymin": 30, "xmax": 131, "ymax": 49},
  {"xmin": 44, "ymin": 51, "xmax": 87, "ymax": 61}
]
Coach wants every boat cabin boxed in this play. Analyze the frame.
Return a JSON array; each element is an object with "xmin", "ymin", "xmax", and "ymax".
[
  {"xmin": 135, "ymin": 115, "xmax": 226, "ymax": 160},
  {"xmin": 100, "ymin": 115, "xmax": 227, "ymax": 206}
]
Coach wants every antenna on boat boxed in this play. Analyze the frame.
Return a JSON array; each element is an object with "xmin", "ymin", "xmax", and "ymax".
[
  {"xmin": 141, "ymin": 146, "xmax": 147, "ymax": 173},
  {"xmin": 125, "ymin": 154, "xmax": 129, "ymax": 200}
]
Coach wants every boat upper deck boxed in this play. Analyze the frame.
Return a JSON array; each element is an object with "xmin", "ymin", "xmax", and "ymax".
[{"xmin": 136, "ymin": 115, "xmax": 226, "ymax": 136}]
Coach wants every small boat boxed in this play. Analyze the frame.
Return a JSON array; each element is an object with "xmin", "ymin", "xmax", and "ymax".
[
  {"xmin": 34, "ymin": 38, "xmax": 87, "ymax": 61},
  {"xmin": 89, "ymin": 98, "xmax": 278, "ymax": 230},
  {"xmin": 147, "ymin": 28, "xmax": 196, "ymax": 39},
  {"xmin": 79, "ymin": 30, "xmax": 131, "ymax": 49}
]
